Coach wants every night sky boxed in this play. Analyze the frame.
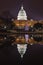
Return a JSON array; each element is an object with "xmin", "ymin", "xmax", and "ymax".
[
  {"xmin": 0, "ymin": 0, "xmax": 43, "ymax": 20},
  {"xmin": 0, "ymin": 0, "xmax": 43, "ymax": 65}
]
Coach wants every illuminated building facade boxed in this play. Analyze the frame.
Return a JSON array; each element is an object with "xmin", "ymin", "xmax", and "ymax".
[{"xmin": 0, "ymin": 6, "xmax": 43, "ymax": 58}]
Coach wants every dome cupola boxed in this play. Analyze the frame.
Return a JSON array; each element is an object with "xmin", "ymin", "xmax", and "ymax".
[{"xmin": 17, "ymin": 6, "xmax": 27, "ymax": 20}]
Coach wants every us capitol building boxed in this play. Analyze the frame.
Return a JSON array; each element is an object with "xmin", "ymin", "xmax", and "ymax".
[{"xmin": 0, "ymin": 6, "xmax": 43, "ymax": 58}]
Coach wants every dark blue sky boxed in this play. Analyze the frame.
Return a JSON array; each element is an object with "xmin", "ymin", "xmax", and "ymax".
[{"xmin": 0, "ymin": 0, "xmax": 43, "ymax": 20}]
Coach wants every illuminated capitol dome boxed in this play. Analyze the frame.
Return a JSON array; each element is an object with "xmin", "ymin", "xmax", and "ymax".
[
  {"xmin": 17, "ymin": 5, "xmax": 27, "ymax": 20},
  {"xmin": 17, "ymin": 5, "xmax": 28, "ymax": 58}
]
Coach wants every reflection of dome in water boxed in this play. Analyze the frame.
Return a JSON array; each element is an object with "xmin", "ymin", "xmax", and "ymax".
[
  {"xmin": 17, "ymin": 44, "xmax": 27, "ymax": 58},
  {"xmin": 17, "ymin": 6, "xmax": 27, "ymax": 20}
]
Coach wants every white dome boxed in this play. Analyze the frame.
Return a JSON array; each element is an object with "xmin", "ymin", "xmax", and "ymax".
[{"xmin": 17, "ymin": 6, "xmax": 27, "ymax": 20}]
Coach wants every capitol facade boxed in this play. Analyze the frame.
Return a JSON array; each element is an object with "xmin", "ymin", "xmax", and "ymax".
[{"xmin": 0, "ymin": 5, "xmax": 43, "ymax": 58}]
